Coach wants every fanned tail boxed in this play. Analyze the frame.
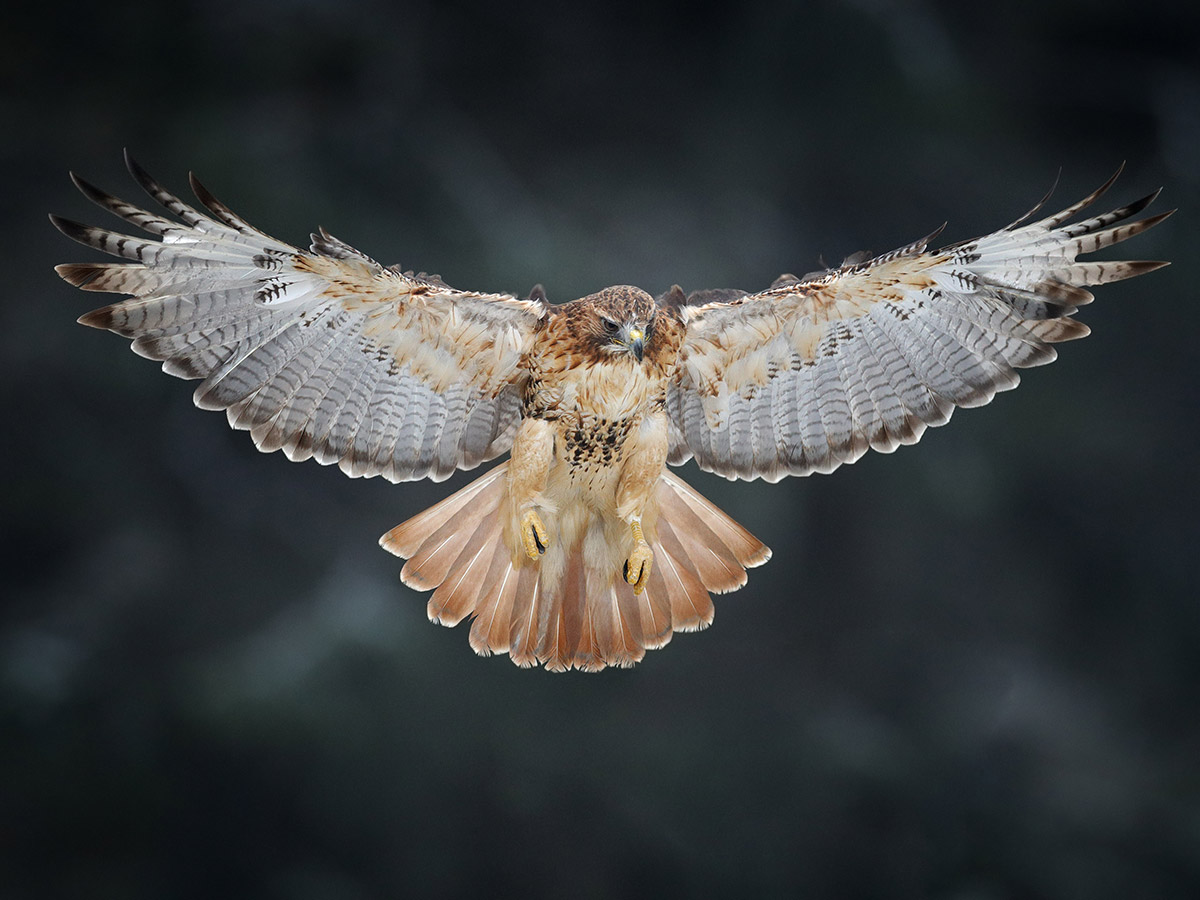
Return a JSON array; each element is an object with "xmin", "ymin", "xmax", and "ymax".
[
  {"xmin": 379, "ymin": 463, "xmax": 510, "ymax": 625},
  {"xmin": 380, "ymin": 465, "xmax": 770, "ymax": 671}
]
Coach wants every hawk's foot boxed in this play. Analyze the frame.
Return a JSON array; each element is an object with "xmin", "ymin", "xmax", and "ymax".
[
  {"xmin": 623, "ymin": 518, "xmax": 653, "ymax": 595},
  {"xmin": 520, "ymin": 509, "xmax": 549, "ymax": 560}
]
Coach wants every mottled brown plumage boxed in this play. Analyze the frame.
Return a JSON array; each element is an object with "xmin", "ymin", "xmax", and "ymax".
[{"xmin": 55, "ymin": 155, "xmax": 1170, "ymax": 670}]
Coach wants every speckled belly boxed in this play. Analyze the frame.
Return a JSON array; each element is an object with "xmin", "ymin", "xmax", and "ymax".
[{"xmin": 550, "ymin": 415, "xmax": 636, "ymax": 507}]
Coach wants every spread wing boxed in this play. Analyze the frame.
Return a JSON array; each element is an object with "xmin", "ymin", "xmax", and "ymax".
[
  {"xmin": 666, "ymin": 169, "xmax": 1171, "ymax": 481},
  {"xmin": 54, "ymin": 153, "xmax": 546, "ymax": 482}
]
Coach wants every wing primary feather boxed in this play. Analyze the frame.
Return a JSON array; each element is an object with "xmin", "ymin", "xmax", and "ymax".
[
  {"xmin": 124, "ymin": 151, "xmax": 217, "ymax": 232},
  {"xmin": 68, "ymin": 173, "xmax": 185, "ymax": 238},
  {"xmin": 1027, "ymin": 163, "xmax": 1124, "ymax": 231},
  {"xmin": 998, "ymin": 168, "xmax": 1062, "ymax": 232}
]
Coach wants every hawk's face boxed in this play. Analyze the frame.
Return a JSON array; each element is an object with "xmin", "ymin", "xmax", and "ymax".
[{"xmin": 577, "ymin": 285, "xmax": 659, "ymax": 363}]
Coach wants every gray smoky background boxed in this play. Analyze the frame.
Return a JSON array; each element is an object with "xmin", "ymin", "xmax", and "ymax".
[{"xmin": 3, "ymin": 1, "xmax": 1198, "ymax": 897}]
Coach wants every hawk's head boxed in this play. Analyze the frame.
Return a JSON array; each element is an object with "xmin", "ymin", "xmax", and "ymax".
[{"xmin": 575, "ymin": 285, "xmax": 659, "ymax": 363}]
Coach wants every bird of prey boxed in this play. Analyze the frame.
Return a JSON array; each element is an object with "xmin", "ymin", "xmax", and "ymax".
[{"xmin": 53, "ymin": 155, "xmax": 1170, "ymax": 671}]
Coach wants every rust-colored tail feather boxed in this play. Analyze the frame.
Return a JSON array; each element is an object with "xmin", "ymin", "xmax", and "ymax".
[
  {"xmin": 382, "ymin": 464, "xmax": 508, "ymax": 590},
  {"xmin": 380, "ymin": 464, "xmax": 770, "ymax": 671},
  {"xmin": 657, "ymin": 471, "xmax": 772, "ymax": 571},
  {"xmin": 508, "ymin": 570, "xmax": 542, "ymax": 668},
  {"xmin": 653, "ymin": 518, "xmax": 717, "ymax": 632},
  {"xmin": 467, "ymin": 549, "xmax": 520, "ymax": 656}
]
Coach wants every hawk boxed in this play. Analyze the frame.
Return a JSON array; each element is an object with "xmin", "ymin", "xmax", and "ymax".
[{"xmin": 54, "ymin": 154, "xmax": 1170, "ymax": 671}]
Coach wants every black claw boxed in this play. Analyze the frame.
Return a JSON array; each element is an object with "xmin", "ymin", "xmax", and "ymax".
[{"xmin": 533, "ymin": 530, "xmax": 546, "ymax": 555}]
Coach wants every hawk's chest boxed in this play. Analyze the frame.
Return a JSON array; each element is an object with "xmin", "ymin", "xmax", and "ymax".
[
  {"xmin": 525, "ymin": 353, "xmax": 665, "ymax": 475},
  {"xmin": 525, "ymin": 346, "xmax": 667, "ymax": 421}
]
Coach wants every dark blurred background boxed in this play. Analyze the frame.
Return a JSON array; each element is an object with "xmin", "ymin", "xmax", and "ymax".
[{"xmin": 3, "ymin": 1, "xmax": 1198, "ymax": 897}]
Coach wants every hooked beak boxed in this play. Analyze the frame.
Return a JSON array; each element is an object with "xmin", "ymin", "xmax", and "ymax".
[{"xmin": 625, "ymin": 325, "xmax": 645, "ymax": 362}]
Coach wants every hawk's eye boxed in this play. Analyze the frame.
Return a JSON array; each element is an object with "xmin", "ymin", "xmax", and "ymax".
[{"xmin": 600, "ymin": 317, "xmax": 619, "ymax": 334}]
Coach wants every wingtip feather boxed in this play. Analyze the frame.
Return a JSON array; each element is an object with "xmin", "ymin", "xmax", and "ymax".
[
  {"xmin": 48, "ymin": 212, "xmax": 78, "ymax": 237},
  {"xmin": 123, "ymin": 150, "xmax": 152, "ymax": 187},
  {"xmin": 1102, "ymin": 258, "xmax": 1171, "ymax": 282},
  {"xmin": 55, "ymin": 262, "xmax": 109, "ymax": 291},
  {"xmin": 49, "ymin": 214, "xmax": 96, "ymax": 247},
  {"xmin": 76, "ymin": 305, "xmax": 116, "ymax": 330}
]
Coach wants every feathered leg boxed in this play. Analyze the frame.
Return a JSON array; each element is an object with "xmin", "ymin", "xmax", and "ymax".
[
  {"xmin": 504, "ymin": 418, "xmax": 555, "ymax": 561},
  {"xmin": 614, "ymin": 413, "xmax": 670, "ymax": 594}
]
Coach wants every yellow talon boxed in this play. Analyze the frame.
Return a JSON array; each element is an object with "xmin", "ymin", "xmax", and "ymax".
[
  {"xmin": 624, "ymin": 519, "xmax": 653, "ymax": 595},
  {"xmin": 624, "ymin": 542, "xmax": 653, "ymax": 595},
  {"xmin": 520, "ymin": 509, "xmax": 549, "ymax": 560}
]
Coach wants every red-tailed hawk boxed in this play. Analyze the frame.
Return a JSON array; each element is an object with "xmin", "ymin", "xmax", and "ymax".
[{"xmin": 54, "ymin": 155, "xmax": 1170, "ymax": 671}]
